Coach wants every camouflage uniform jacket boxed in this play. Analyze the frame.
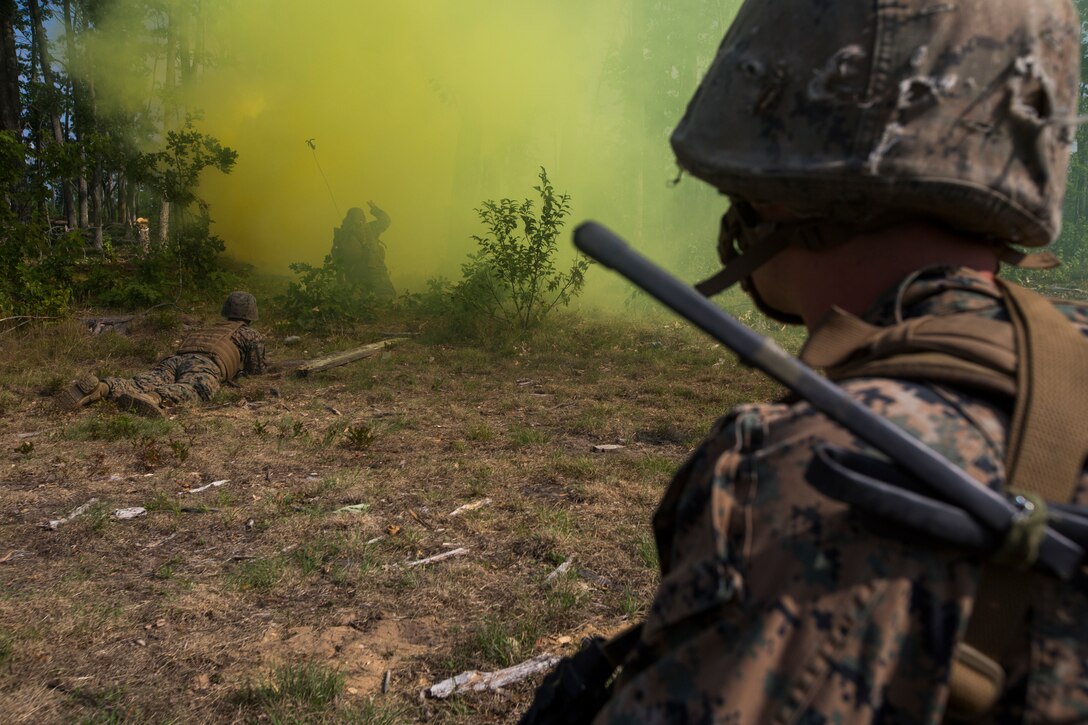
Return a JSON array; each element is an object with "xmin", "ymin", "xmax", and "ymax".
[
  {"xmin": 597, "ymin": 267, "xmax": 1088, "ymax": 724},
  {"xmin": 228, "ymin": 324, "xmax": 268, "ymax": 378}
]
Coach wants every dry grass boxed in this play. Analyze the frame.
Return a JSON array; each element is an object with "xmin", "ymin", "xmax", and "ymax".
[{"xmin": 0, "ymin": 307, "xmax": 785, "ymax": 723}]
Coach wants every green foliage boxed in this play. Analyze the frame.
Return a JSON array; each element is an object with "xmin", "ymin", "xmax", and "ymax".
[
  {"xmin": 279, "ymin": 255, "xmax": 378, "ymax": 331},
  {"xmin": 145, "ymin": 491, "xmax": 183, "ymax": 516},
  {"xmin": 146, "ymin": 117, "xmax": 238, "ymax": 207},
  {"xmin": 79, "ymin": 205, "xmax": 231, "ymax": 308},
  {"xmin": 0, "ymin": 114, "xmax": 237, "ymax": 316},
  {"xmin": 229, "ymin": 557, "xmax": 284, "ymax": 593},
  {"xmin": 0, "ymin": 132, "xmax": 82, "ymax": 315},
  {"xmin": 468, "ymin": 616, "xmax": 543, "ymax": 669},
  {"xmin": 235, "ymin": 662, "xmax": 345, "ymax": 717},
  {"xmin": 65, "ymin": 413, "xmax": 173, "ymax": 442},
  {"xmin": 635, "ymin": 532, "xmax": 660, "ymax": 571},
  {"xmin": 451, "ymin": 168, "xmax": 590, "ymax": 333},
  {"xmin": 341, "ymin": 424, "xmax": 376, "ymax": 451}
]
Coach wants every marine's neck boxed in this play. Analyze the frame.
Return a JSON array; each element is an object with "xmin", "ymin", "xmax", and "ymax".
[{"xmin": 767, "ymin": 223, "xmax": 1000, "ymax": 330}]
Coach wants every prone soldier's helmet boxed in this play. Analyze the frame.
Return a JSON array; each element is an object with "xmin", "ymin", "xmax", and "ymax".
[
  {"xmin": 676, "ymin": 0, "xmax": 1081, "ymax": 317},
  {"xmin": 222, "ymin": 291, "xmax": 259, "ymax": 322}
]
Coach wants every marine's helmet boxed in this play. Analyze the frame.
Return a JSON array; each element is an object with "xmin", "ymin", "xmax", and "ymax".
[
  {"xmin": 676, "ymin": 0, "xmax": 1081, "ymax": 311},
  {"xmin": 222, "ymin": 291, "xmax": 259, "ymax": 322}
]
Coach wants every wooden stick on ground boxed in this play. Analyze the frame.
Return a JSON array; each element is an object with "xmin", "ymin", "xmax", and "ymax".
[
  {"xmin": 293, "ymin": 337, "xmax": 407, "ymax": 377},
  {"xmin": 404, "ymin": 547, "xmax": 468, "ymax": 568},
  {"xmin": 426, "ymin": 653, "xmax": 561, "ymax": 699}
]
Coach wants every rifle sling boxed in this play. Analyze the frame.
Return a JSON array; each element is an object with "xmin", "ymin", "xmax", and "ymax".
[
  {"xmin": 591, "ymin": 282, "xmax": 1086, "ymax": 720},
  {"xmin": 804, "ymin": 280, "xmax": 1088, "ymax": 720}
]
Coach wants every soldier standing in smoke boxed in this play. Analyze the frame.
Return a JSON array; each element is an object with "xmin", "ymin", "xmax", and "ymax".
[
  {"xmin": 56, "ymin": 292, "xmax": 267, "ymax": 419},
  {"xmin": 330, "ymin": 202, "xmax": 396, "ymax": 300}
]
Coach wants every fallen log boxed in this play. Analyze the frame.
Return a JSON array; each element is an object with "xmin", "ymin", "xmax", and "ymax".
[
  {"xmin": 293, "ymin": 337, "xmax": 407, "ymax": 377},
  {"xmin": 426, "ymin": 653, "xmax": 561, "ymax": 699}
]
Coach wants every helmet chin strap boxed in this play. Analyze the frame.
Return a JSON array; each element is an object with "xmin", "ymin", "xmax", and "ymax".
[
  {"xmin": 695, "ymin": 201, "xmax": 1063, "ymax": 326},
  {"xmin": 696, "ymin": 202, "xmax": 855, "ymax": 325}
]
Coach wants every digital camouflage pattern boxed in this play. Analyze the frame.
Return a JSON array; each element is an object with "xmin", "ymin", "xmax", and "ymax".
[
  {"xmin": 104, "ymin": 324, "xmax": 266, "ymax": 408},
  {"xmin": 596, "ymin": 268, "xmax": 1088, "ymax": 724},
  {"xmin": 672, "ymin": 0, "xmax": 1080, "ymax": 247}
]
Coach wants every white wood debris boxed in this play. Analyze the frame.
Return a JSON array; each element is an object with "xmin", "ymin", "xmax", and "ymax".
[
  {"xmin": 427, "ymin": 653, "xmax": 561, "ymax": 699},
  {"xmin": 448, "ymin": 498, "xmax": 492, "ymax": 517}
]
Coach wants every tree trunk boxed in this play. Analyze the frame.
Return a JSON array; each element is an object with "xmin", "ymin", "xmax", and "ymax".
[
  {"xmin": 92, "ymin": 163, "xmax": 103, "ymax": 252},
  {"xmin": 65, "ymin": 0, "xmax": 87, "ymax": 230},
  {"xmin": 28, "ymin": 0, "xmax": 77, "ymax": 226},
  {"xmin": 0, "ymin": 0, "xmax": 20, "ymax": 134},
  {"xmin": 158, "ymin": 199, "xmax": 170, "ymax": 245},
  {"xmin": 158, "ymin": 7, "xmax": 178, "ymax": 243},
  {"xmin": 79, "ymin": 175, "xmax": 89, "ymax": 226}
]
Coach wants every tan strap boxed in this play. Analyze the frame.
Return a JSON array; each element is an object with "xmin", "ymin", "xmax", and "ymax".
[
  {"xmin": 953, "ymin": 282, "xmax": 1088, "ymax": 723},
  {"xmin": 999, "ymin": 280, "xmax": 1088, "ymax": 502},
  {"xmin": 803, "ymin": 308, "xmax": 1015, "ymax": 371},
  {"xmin": 802, "ymin": 306, "xmax": 1017, "ymax": 397},
  {"xmin": 998, "ymin": 247, "xmax": 1061, "ymax": 270},
  {"xmin": 945, "ymin": 643, "xmax": 1006, "ymax": 721},
  {"xmin": 826, "ymin": 353, "xmax": 1016, "ymax": 398}
]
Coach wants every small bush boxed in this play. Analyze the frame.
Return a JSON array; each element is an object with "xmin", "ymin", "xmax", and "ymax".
[
  {"xmin": 235, "ymin": 662, "xmax": 345, "ymax": 717},
  {"xmin": 341, "ymin": 424, "xmax": 375, "ymax": 451},
  {"xmin": 229, "ymin": 558, "xmax": 284, "ymax": 593},
  {"xmin": 278, "ymin": 255, "xmax": 379, "ymax": 332},
  {"xmin": 66, "ymin": 413, "xmax": 173, "ymax": 442},
  {"xmin": 132, "ymin": 436, "xmax": 166, "ymax": 470},
  {"xmin": 452, "ymin": 168, "xmax": 590, "ymax": 334}
]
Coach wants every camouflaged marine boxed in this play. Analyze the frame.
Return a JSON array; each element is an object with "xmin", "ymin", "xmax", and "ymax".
[
  {"xmin": 534, "ymin": 0, "xmax": 1088, "ymax": 722},
  {"xmin": 330, "ymin": 202, "xmax": 396, "ymax": 300},
  {"xmin": 57, "ymin": 291, "xmax": 268, "ymax": 419}
]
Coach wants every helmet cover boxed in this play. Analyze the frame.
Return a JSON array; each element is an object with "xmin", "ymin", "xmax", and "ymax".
[
  {"xmin": 221, "ymin": 291, "xmax": 259, "ymax": 322},
  {"xmin": 672, "ymin": 0, "xmax": 1081, "ymax": 247}
]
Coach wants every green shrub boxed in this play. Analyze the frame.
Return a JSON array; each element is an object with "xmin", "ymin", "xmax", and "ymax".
[
  {"xmin": 451, "ymin": 167, "xmax": 590, "ymax": 334},
  {"xmin": 235, "ymin": 662, "xmax": 344, "ymax": 715},
  {"xmin": 65, "ymin": 413, "xmax": 173, "ymax": 442},
  {"xmin": 278, "ymin": 255, "xmax": 379, "ymax": 332}
]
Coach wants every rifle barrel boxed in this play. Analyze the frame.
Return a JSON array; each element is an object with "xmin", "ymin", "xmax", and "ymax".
[{"xmin": 574, "ymin": 221, "xmax": 1080, "ymax": 576}]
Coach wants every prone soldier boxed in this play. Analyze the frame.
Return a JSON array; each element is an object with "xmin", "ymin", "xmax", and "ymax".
[{"xmin": 57, "ymin": 291, "xmax": 268, "ymax": 418}]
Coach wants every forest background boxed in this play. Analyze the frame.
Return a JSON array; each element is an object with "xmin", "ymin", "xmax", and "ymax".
[
  {"xmin": 2, "ymin": 0, "xmax": 1087, "ymax": 322},
  {"xmin": 0, "ymin": 0, "xmax": 746, "ymax": 322}
]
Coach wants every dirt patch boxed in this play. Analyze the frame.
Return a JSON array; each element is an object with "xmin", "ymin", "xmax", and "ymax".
[{"xmin": 257, "ymin": 614, "xmax": 437, "ymax": 695}]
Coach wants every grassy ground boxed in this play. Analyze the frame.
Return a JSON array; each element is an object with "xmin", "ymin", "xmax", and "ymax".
[{"xmin": 0, "ymin": 302, "xmax": 789, "ymax": 723}]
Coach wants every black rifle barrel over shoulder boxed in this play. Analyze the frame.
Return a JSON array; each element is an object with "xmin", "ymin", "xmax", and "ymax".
[{"xmin": 573, "ymin": 221, "xmax": 1082, "ymax": 578}]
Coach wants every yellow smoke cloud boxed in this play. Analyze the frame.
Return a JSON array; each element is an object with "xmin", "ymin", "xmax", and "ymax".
[{"xmin": 98, "ymin": 1, "xmax": 743, "ymax": 296}]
